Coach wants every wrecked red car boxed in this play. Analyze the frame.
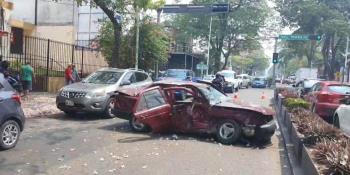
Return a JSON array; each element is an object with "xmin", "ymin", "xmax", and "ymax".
[{"xmin": 113, "ymin": 81, "xmax": 276, "ymax": 145}]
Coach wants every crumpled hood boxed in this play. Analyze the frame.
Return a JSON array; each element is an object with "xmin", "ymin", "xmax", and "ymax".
[
  {"xmin": 214, "ymin": 100, "xmax": 274, "ymax": 116},
  {"xmin": 62, "ymin": 82, "xmax": 110, "ymax": 92}
]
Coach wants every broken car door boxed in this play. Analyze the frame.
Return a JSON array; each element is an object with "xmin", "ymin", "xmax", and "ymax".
[{"xmin": 134, "ymin": 87, "xmax": 172, "ymax": 133}]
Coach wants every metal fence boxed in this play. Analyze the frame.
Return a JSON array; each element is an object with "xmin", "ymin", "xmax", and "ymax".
[{"xmin": 0, "ymin": 35, "xmax": 108, "ymax": 91}]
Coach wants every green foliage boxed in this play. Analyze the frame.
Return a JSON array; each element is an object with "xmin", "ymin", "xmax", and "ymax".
[
  {"xmin": 229, "ymin": 50, "xmax": 269, "ymax": 74},
  {"xmin": 276, "ymin": 0, "xmax": 350, "ymax": 79},
  {"xmin": 98, "ymin": 18, "xmax": 169, "ymax": 70},
  {"xmin": 284, "ymin": 98, "xmax": 310, "ymax": 110},
  {"xmin": 167, "ymin": 0, "xmax": 269, "ymax": 73}
]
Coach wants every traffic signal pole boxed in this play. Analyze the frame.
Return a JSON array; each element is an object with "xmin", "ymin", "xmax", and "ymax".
[
  {"xmin": 272, "ymin": 37, "xmax": 278, "ymax": 88},
  {"xmin": 206, "ymin": 16, "xmax": 213, "ymax": 75}
]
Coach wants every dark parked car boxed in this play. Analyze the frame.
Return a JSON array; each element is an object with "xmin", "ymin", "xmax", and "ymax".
[
  {"xmin": 113, "ymin": 80, "xmax": 276, "ymax": 145},
  {"xmin": 251, "ymin": 77, "xmax": 268, "ymax": 88},
  {"xmin": 0, "ymin": 73, "xmax": 25, "ymax": 150},
  {"xmin": 305, "ymin": 81, "xmax": 350, "ymax": 123}
]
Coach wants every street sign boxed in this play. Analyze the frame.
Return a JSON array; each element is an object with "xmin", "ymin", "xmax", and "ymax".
[
  {"xmin": 212, "ymin": 4, "xmax": 230, "ymax": 13},
  {"xmin": 279, "ymin": 34, "xmax": 322, "ymax": 41},
  {"xmin": 161, "ymin": 4, "xmax": 230, "ymax": 14},
  {"xmin": 196, "ymin": 62, "xmax": 208, "ymax": 70}
]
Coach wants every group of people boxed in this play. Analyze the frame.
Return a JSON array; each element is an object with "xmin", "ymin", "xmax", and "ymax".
[
  {"xmin": 64, "ymin": 64, "xmax": 80, "ymax": 85},
  {"xmin": 0, "ymin": 56, "xmax": 34, "ymax": 98}
]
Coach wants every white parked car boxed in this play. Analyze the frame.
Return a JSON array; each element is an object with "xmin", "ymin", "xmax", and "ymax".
[
  {"xmin": 333, "ymin": 97, "xmax": 350, "ymax": 136},
  {"xmin": 202, "ymin": 74, "xmax": 215, "ymax": 83},
  {"xmin": 237, "ymin": 74, "xmax": 250, "ymax": 88},
  {"xmin": 217, "ymin": 70, "xmax": 240, "ymax": 93}
]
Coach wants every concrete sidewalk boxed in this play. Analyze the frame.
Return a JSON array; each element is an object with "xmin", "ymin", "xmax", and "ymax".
[{"xmin": 22, "ymin": 92, "xmax": 61, "ymax": 118}]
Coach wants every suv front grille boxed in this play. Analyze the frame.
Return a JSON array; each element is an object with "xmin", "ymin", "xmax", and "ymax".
[{"xmin": 61, "ymin": 91, "xmax": 86, "ymax": 98}]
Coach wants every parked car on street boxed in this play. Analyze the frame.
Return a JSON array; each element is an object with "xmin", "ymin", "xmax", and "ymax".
[
  {"xmin": 237, "ymin": 74, "xmax": 250, "ymax": 88},
  {"xmin": 251, "ymin": 77, "xmax": 268, "ymax": 88},
  {"xmin": 202, "ymin": 74, "xmax": 215, "ymax": 83},
  {"xmin": 56, "ymin": 68, "xmax": 152, "ymax": 118},
  {"xmin": 162, "ymin": 69, "xmax": 197, "ymax": 81},
  {"xmin": 0, "ymin": 73, "xmax": 25, "ymax": 150},
  {"xmin": 113, "ymin": 80, "xmax": 276, "ymax": 145},
  {"xmin": 305, "ymin": 81, "xmax": 350, "ymax": 123},
  {"xmin": 217, "ymin": 70, "xmax": 240, "ymax": 93},
  {"xmin": 333, "ymin": 97, "xmax": 350, "ymax": 136},
  {"xmin": 294, "ymin": 79, "xmax": 321, "ymax": 97}
]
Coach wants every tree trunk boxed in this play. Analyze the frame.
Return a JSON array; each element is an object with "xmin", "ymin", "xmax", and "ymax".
[
  {"xmin": 111, "ymin": 22, "xmax": 122, "ymax": 68},
  {"xmin": 322, "ymin": 35, "xmax": 331, "ymax": 79}
]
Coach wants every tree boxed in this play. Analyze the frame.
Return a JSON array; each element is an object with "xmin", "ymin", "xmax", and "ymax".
[
  {"xmin": 168, "ymin": 0, "xmax": 269, "ymax": 73},
  {"xmin": 73, "ymin": 0, "xmax": 164, "ymax": 67},
  {"xmin": 98, "ymin": 18, "xmax": 169, "ymax": 70},
  {"xmin": 276, "ymin": 0, "xmax": 350, "ymax": 80},
  {"xmin": 229, "ymin": 50, "xmax": 269, "ymax": 75}
]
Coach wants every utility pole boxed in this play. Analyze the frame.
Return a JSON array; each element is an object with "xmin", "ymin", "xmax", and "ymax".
[
  {"xmin": 342, "ymin": 36, "xmax": 349, "ymax": 83},
  {"xmin": 34, "ymin": 0, "xmax": 38, "ymax": 25},
  {"xmin": 272, "ymin": 37, "xmax": 278, "ymax": 88},
  {"xmin": 206, "ymin": 16, "xmax": 212, "ymax": 75},
  {"xmin": 135, "ymin": 6, "xmax": 140, "ymax": 70},
  {"xmin": 155, "ymin": 9, "xmax": 161, "ymax": 79}
]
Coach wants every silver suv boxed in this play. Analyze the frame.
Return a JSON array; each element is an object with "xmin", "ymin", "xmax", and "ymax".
[{"xmin": 56, "ymin": 68, "xmax": 152, "ymax": 118}]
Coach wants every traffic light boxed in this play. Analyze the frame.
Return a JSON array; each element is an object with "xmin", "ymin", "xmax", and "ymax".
[
  {"xmin": 308, "ymin": 35, "xmax": 322, "ymax": 41},
  {"xmin": 212, "ymin": 4, "xmax": 229, "ymax": 13},
  {"xmin": 272, "ymin": 53, "xmax": 279, "ymax": 64}
]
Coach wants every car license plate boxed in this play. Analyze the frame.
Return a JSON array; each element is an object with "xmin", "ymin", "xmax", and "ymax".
[{"xmin": 65, "ymin": 100, "xmax": 74, "ymax": 106}]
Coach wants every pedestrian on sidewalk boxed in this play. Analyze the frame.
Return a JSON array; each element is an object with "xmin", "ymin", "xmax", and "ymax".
[
  {"xmin": 65, "ymin": 64, "xmax": 74, "ymax": 85},
  {"xmin": 21, "ymin": 62, "xmax": 34, "ymax": 98},
  {"xmin": 72, "ymin": 64, "xmax": 80, "ymax": 82}
]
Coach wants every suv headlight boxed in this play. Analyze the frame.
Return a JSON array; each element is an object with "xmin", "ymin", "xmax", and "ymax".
[{"xmin": 86, "ymin": 90, "xmax": 106, "ymax": 98}]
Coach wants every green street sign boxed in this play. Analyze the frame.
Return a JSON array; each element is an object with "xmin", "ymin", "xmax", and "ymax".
[{"xmin": 279, "ymin": 35, "xmax": 321, "ymax": 41}]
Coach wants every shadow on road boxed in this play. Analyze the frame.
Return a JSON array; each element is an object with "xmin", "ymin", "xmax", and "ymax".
[
  {"xmin": 46, "ymin": 112, "xmax": 110, "ymax": 122},
  {"xmin": 99, "ymin": 122, "xmax": 274, "ymax": 149}
]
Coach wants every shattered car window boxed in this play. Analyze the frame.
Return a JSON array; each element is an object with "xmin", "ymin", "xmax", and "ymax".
[
  {"xmin": 136, "ymin": 95, "xmax": 148, "ymax": 112},
  {"xmin": 144, "ymin": 89, "xmax": 166, "ymax": 109},
  {"xmin": 199, "ymin": 86, "xmax": 228, "ymax": 105}
]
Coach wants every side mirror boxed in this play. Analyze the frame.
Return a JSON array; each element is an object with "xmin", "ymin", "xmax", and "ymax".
[{"xmin": 120, "ymin": 80, "xmax": 131, "ymax": 86}]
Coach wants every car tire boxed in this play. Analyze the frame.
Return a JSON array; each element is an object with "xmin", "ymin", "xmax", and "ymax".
[
  {"xmin": 216, "ymin": 120, "xmax": 241, "ymax": 145},
  {"xmin": 333, "ymin": 114, "xmax": 340, "ymax": 128},
  {"xmin": 129, "ymin": 116, "xmax": 148, "ymax": 132},
  {"xmin": 104, "ymin": 98, "xmax": 116, "ymax": 118},
  {"xmin": 235, "ymin": 87, "xmax": 239, "ymax": 92},
  {"xmin": 0, "ymin": 120, "xmax": 21, "ymax": 150}
]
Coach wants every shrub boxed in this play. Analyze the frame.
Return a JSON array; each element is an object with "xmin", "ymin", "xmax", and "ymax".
[
  {"xmin": 284, "ymin": 98, "xmax": 310, "ymax": 111},
  {"xmin": 290, "ymin": 108, "xmax": 342, "ymax": 145},
  {"xmin": 313, "ymin": 139, "xmax": 350, "ymax": 175}
]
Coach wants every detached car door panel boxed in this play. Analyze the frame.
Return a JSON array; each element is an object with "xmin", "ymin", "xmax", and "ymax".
[{"xmin": 134, "ymin": 88, "xmax": 172, "ymax": 133}]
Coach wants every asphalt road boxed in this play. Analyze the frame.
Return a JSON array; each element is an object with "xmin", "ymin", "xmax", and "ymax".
[{"xmin": 0, "ymin": 88, "xmax": 291, "ymax": 175}]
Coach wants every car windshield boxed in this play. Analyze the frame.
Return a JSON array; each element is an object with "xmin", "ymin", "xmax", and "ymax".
[
  {"xmin": 83, "ymin": 71, "xmax": 123, "ymax": 84},
  {"xmin": 328, "ymin": 85, "xmax": 350, "ymax": 94},
  {"xmin": 220, "ymin": 72, "xmax": 235, "ymax": 78},
  {"xmin": 199, "ymin": 86, "xmax": 228, "ymax": 105},
  {"xmin": 166, "ymin": 70, "xmax": 187, "ymax": 79},
  {"xmin": 254, "ymin": 78, "xmax": 265, "ymax": 81}
]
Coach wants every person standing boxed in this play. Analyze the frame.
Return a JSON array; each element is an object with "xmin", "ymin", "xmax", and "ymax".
[
  {"xmin": 65, "ymin": 64, "xmax": 74, "ymax": 85},
  {"xmin": 72, "ymin": 64, "xmax": 80, "ymax": 82},
  {"xmin": 21, "ymin": 62, "xmax": 34, "ymax": 98}
]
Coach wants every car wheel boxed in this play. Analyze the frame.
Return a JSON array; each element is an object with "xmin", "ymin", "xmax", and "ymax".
[
  {"xmin": 0, "ymin": 120, "xmax": 20, "ymax": 150},
  {"xmin": 333, "ymin": 114, "xmax": 340, "ymax": 128},
  {"xmin": 216, "ymin": 120, "xmax": 241, "ymax": 145},
  {"xmin": 129, "ymin": 116, "xmax": 148, "ymax": 132},
  {"xmin": 235, "ymin": 87, "xmax": 239, "ymax": 92},
  {"xmin": 105, "ymin": 98, "xmax": 116, "ymax": 118}
]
